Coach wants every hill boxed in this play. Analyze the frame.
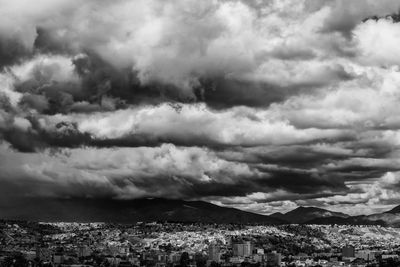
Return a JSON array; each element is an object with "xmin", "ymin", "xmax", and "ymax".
[
  {"xmin": 386, "ymin": 205, "xmax": 400, "ymax": 214},
  {"xmin": 295, "ymin": 205, "xmax": 400, "ymax": 226},
  {"xmin": 271, "ymin": 206, "xmax": 349, "ymax": 224},
  {"xmin": 5, "ymin": 198, "xmax": 400, "ymax": 226},
  {"xmin": 0, "ymin": 197, "xmax": 283, "ymax": 224}
]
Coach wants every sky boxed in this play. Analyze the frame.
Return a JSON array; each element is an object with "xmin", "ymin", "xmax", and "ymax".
[{"xmin": 1, "ymin": 0, "xmax": 400, "ymax": 216}]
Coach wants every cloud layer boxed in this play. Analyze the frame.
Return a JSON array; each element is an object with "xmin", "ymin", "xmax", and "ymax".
[{"xmin": 2, "ymin": 0, "xmax": 400, "ymax": 215}]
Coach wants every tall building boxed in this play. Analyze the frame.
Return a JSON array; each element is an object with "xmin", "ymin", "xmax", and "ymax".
[
  {"xmin": 233, "ymin": 241, "xmax": 252, "ymax": 257},
  {"xmin": 78, "ymin": 245, "xmax": 91, "ymax": 258},
  {"xmin": 232, "ymin": 243, "xmax": 241, "ymax": 257},
  {"xmin": 243, "ymin": 241, "xmax": 252, "ymax": 256},
  {"xmin": 342, "ymin": 245, "xmax": 355, "ymax": 258},
  {"xmin": 266, "ymin": 251, "xmax": 281, "ymax": 267},
  {"xmin": 208, "ymin": 244, "xmax": 220, "ymax": 262}
]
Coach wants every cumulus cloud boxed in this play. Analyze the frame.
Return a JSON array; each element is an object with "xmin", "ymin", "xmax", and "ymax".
[
  {"xmin": 0, "ymin": 0, "xmax": 359, "ymax": 105},
  {"xmin": 355, "ymin": 19, "xmax": 400, "ymax": 66},
  {"xmin": 300, "ymin": 171, "xmax": 400, "ymax": 215},
  {"xmin": 2, "ymin": 0, "xmax": 400, "ymax": 215},
  {"xmin": 70, "ymin": 103, "xmax": 351, "ymax": 147},
  {"xmin": 0, "ymin": 141, "xmax": 351, "ymax": 206},
  {"xmin": 321, "ymin": 0, "xmax": 400, "ymax": 35}
]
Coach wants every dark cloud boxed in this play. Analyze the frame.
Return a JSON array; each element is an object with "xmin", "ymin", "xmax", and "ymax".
[
  {"xmin": 200, "ymin": 79, "xmax": 295, "ymax": 108},
  {"xmin": 0, "ymin": 38, "xmax": 31, "ymax": 68},
  {"xmin": 1, "ymin": 117, "xmax": 92, "ymax": 152},
  {"xmin": 256, "ymin": 166, "xmax": 346, "ymax": 194},
  {"xmin": 220, "ymin": 145, "xmax": 355, "ymax": 169},
  {"xmin": 33, "ymin": 26, "xmax": 73, "ymax": 55},
  {"xmin": 2, "ymin": 0, "xmax": 400, "ymax": 216},
  {"xmin": 320, "ymin": 0, "xmax": 400, "ymax": 36}
]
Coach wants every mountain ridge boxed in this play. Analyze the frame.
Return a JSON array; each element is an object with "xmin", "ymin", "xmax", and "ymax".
[
  {"xmin": 3, "ymin": 197, "xmax": 400, "ymax": 226},
  {"xmin": 276, "ymin": 205, "xmax": 400, "ymax": 226},
  {"xmin": 270, "ymin": 206, "xmax": 349, "ymax": 224},
  {"xmin": 0, "ymin": 197, "xmax": 284, "ymax": 224}
]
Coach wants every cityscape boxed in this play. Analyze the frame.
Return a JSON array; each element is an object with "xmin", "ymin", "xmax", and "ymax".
[
  {"xmin": 2, "ymin": 219, "xmax": 400, "ymax": 267},
  {"xmin": 3, "ymin": 200, "xmax": 400, "ymax": 267}
]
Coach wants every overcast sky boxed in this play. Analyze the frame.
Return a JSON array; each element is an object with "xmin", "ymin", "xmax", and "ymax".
[{"xmin": 1, "ymin": 0, "xmax": 400, "ymax": 216}]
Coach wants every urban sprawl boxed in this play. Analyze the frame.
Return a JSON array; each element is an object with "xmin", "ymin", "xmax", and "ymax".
[{"xmin": 1, "ymin": 221, "xmax": 400, "ymax": 267}]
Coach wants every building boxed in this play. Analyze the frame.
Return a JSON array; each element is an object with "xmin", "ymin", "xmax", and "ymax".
[
  {"xmin": 382, "ymin": 254, "xmax": 399, "ymax": 260},
  {"xmin": 256, "ymin": 248, "xmax": 264, "ymax": 255},
  {"xmin": 233, "ymin": 241, "xmax": 252, "ymax": 257},
  {"xmin": 53, "ymin": 254, "xmax": 64, "ymax": 265},
  {"xmin": 355, "ymin": 250, "xmax": 376, "ymax": 261},
  {"xmin": 243, "ymin": 241, "xmax": 252, "ymax": 256},
  {"xmin": 208, "ymin": 244, "xmax": 220, "ymax": 262},
  {"xmin": 252, "ymin": 254, "xmax": 265, "ymax": 263},
  {"xmin": 342, "ymin": 245, "xmax": 355, "ymax": 258},
  {"xmin": 266, "ymin": 251, "xmax": 281, "ymax": 267},
  {"xmin": 78, "ymin": 245, "xmax": 91, "ymax": 258},
  {"xmin": 169, "ymin": 252, "xmax": 181, "ymax": 263}
]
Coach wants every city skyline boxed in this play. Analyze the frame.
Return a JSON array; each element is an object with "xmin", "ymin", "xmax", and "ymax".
[{"xmin": 2, "ymin": 0, "xmax": 400, "ymax": 218}]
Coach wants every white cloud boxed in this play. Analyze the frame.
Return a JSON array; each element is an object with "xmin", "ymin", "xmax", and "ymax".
[
  {"xmin": 3, "ymin": 0, "xmax": 400, "ymax": 215},
  {"xmin": 355, "ymin": 19, "xmax": 400, "ymax": 66},
  {"xmin": 69, "ymin": 103, "xmax": 349, "ymax": 146},
  {"xmin": 0, "ymin": 0, "xmax": 363, "ymax": 95}
]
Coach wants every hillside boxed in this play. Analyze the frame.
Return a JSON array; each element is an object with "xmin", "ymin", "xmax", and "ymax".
[
  {"xmin": 0, "ymin": 197, "xmax": 283, "ymax": 224},
  {"xmin": 271, "ymin": 206, "xmax": 349, "ymax": 224}
]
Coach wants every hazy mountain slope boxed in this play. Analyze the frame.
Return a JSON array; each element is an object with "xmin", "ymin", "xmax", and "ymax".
[
  {"xmin": 4, "ymin": 198, "xmax": 400, "ymax": 226},
  {"xmin": 301, "ymin": 205, "xmax": 400, "ymax": 226},
  {"xmin": 269, "ymin": 212, "xmax": 286, "ymax": 221},
  {"xmin": 275, "ymin": 206, "xmax": 349, "ymax": 224},
  {"xmin": 386, "ymin": 205, "xmax": 400, "ymax": 214},
  {"xmin": 0, "ymin": 197, "xmax": 283, "ymax": 224}
]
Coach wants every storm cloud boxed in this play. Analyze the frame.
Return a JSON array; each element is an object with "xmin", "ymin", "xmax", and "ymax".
[{"xmin": 1, "ymin": 0, "xmax": 400, "ymax": 215}]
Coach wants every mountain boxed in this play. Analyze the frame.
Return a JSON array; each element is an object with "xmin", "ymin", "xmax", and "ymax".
[
  {"xmin": 0, "ymin": 197, "xmax": 283, "ymax": 224},
  {"xmin": 269, "ymin": 212, "xmax": 285, "ymax": 221},
  {"xmin": 271, "ymin": 206, "xmax": 349, "ymax": 224},
  {"xmin": 4, "ymin": 197, "xmax": 400, "ymax": 226},
  {"xmin": 294, "ymin": 205, "xmax": 400, "ymax": 227},
  {"xmin": 360, "ymin": 205, "xmax": 400, "ymax": 227},
  {"xmin": 386, "ymin": 205, "xmax": 400, "ymax": 214},
  {"xmin": 364, "ymin": 213, "xmax": 400, "ymax": 227}
]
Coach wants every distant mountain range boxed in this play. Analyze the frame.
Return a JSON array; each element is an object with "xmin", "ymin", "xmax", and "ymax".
[
  {"xmin": 270, "ymin": 206, "xmax": 349, "ymax": 224},
  {"xmin": 271, "ymin": 205, "xmax": 400, "ymax": 227},
  {"xmin": 0, "ymin": 198, "xmax": 283, "ymax": 224},
  {"xmin": 3, "ymin": 197, "xmax": 400, "ymax": 226}
]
